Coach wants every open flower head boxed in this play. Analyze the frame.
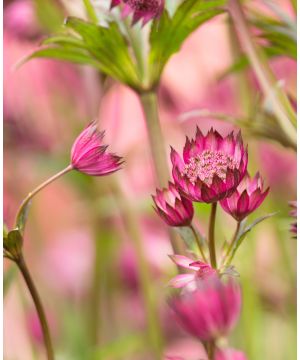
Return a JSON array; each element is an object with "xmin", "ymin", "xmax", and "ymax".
[
  {"xmin": 220, "ymin": 172, "xmax": 269, "ymax": 222},
  {"xmin": 71, "ymin": 123, "xmax": 123, "ymax": 176},
  {"xmin": 171, "ymin": 128, "xmax": 248, "ymax": 203},
  {"xmin": 152, "ymin": 182, "xmax": 194, "ymax": 227},
  {"xmin": 169, "ymin": 255, "xmax": 216, "ymax": 289},
  {"xmin": 111, "ymin": 0, "xmax": 164, "ymax": 25},
  {"xmin": 170, "ymin": 276, "xmax": 241, "ymax": 341}
]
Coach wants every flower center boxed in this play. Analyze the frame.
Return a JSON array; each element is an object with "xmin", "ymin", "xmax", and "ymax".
[
  {"xmin": 181, "ymin": 150, "xmax": 238, "ymax": 186},
  {"xmin": 126, "ymin": 0, "xmax": 160, "ymax": 11}
]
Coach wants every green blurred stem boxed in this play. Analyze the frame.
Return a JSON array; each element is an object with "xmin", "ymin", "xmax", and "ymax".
[
  {"xmin": 112, "ymin": 181, "xmax": 163, "ymax": 359},
  {"xmin": 83, "ymin": 0, "xmax": 98, "ymax": 23},
  {"xmin": 15, "ymin": 165, "xmax": 73, "ymax": 228},
  {"xmin": 189, "ymin": 224, "xmax": 208, "ymax": 263},
  {"xmin": 208, "ymin": 203, "xmax": 217, "ymax": 269},
  {"xmin": 17, "ymin": 254, "xmax": 54, "ymax": 360},
  {"xmin": 140, "ymin": 91, "xmax": 185, "ymax": 256},
  {"xmin": 222, "ymin": 221, "xmax": 241, "ymax": 268},
  {"xmin": 228, "ymin": 0, "xmax": 297, "ymax": 146}
]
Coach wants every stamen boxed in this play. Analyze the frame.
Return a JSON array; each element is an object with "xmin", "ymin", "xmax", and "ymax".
[{"xmin": 181, "ymin": 150, "xmax": 238, "ymax": 186}]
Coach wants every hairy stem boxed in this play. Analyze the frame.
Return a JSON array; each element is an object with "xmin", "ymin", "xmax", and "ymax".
[
  {"xmin": 17, "ymin": 254, "xmax": 54, "ymax": 360},
  {"xmin": 228, "ymin": 0, "xmax": 296, "ymax": 146},
  {"xmin": 208, "ymin": 203, "xmax": 218, "ymax": 269},
  {"xmin": 140, "ymin": 91, "xmax": 185, "ymax": 255},
  {"xmin": 189, "ymin": 224, "xmax": 208, "ymax": 263},
  {"xmin": 15, "ymin": 165, "xmax": 73, "ymax": 228}
]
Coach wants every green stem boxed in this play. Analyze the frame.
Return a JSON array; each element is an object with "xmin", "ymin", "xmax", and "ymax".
[
  {"xmin": 17, "ymin": 254, "xmax": 54, "ymax": 360},
  {"xmin": 111, "ymin": 181, "xmax": 163, "ymax": 359},
  {"xmin": 140, "ymin": 91, "xmax": 185, "ymax": 256},
  {"xmin": 206, "ymin": 340, "xmax": 216, "ymax": 360},
  {"xmin": 208, "ymin": 203, "xmax": 218, "ymax": 269},
  {"xmin": 15, "ymin": 165, "xmax": 73, "ymax": 228},
  {"xmin": 222, "ymin": 221, "xmax": 241, "ymax": 267},
  {"xmin": 228, "ymin": 0, "xmax": 297, "ymax": 145},
  {"xmin": 189, "ymin": 224, "xmax": 208, "ymax": 263}
]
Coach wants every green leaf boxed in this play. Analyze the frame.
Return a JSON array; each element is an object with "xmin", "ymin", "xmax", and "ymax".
[
  {"xmin": 229, "ymin": 212, "xmax": 277, "ymax": 263},
  {"xmin": 176, "ymin": 226, "xmax": 206, "ymax": 251},
  {"xmin": 15, "ymin": 199, "xmax": 32, "ymax": 234},
  {"xmin": 149, "ymin": 0, "xmax": 225, "ymax": 85},
  {"xmin": 4, "ymin": 229, "xmax": 23, "ymax": 259}
]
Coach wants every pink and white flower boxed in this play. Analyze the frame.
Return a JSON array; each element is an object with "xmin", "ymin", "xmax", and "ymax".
[
  {"xmin": 170, "ymin": 276, "xmax": 241, "ymax": 341},
  {"xmin": 152, "ymin": 182, "xmax": 194, "ymax": 227},
  {"xmin": 171, "ymin": 128, "xmax": 248, "ymax": 203},
  {"xmin": 71, "ymin": 123, "xmax": 123, "ymax": 176},
  {"xmin": 220, "ymin": 172, "xmax": 269, "ymax": 221},
  {"xmin": 169, "ymin": 255, "xmax": 216, "ymax": 289}
]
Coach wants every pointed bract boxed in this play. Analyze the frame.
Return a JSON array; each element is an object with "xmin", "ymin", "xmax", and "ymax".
[{"xmin": 71, "ymin": 123, "xmax": 123, "ymax": 176}]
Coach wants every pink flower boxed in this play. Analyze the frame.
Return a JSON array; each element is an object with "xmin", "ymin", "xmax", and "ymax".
[
  {"xmin": 170, "ymin": 276, "xmax": 241, "ymax": 341},
  {"xmin": 220, "ymin": 173, "xmax": 269, "ymax": 222},
  {"xmin": 152, "ymin": 182, "xmax": 194, "ymax": 227},
  {"xmin": 111, "ymin": 0, "xmax": 164, "ymax": 25},
  {"xmin": 71, "ymin": 123, "xmax": 123, "ymax": 176},
  {"xmin": 215, "ymin": 348, "xmax": 248, "ymax": 360},
  {"xmin": 171, "ymin": 128, "xmax": 248, "ymax": 203},
  {"xmin": 169, "ymin": 255, "xmax": 216, "ymax": 289}
]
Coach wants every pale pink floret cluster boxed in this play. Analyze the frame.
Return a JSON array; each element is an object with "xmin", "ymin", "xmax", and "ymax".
[
  {"xmin": 215, "ymin": 348, "xmax": 248, "ymax": 360},
  {"xmin": 169, "ymin": 255, "xmax": 216, "ymax": 289},
  {"xmin": 152, "ymin": 182, "xmax": 194, "ymax": 227},
  {"xmin": 170, "ymin": 276, "xmax": 241, "ymax": 341},
  {"xmin": 71, "ymin": 123, "xmax": 123, "ymax": 176},
  {"xmin": 220, "ymin": 172, "xmax": 269, "ymax": 222},
  {"xmin": 111, "ymin": 0, "xmax": 164, "ymax": 25},
  {"xmin": 171, "ymin": 128, "xmax": 248, "ymax": 203}
]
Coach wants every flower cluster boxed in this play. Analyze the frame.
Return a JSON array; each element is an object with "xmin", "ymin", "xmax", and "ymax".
[{"xmin": 111, "ymin": 0, "xmax": 164, "ymax": 25}]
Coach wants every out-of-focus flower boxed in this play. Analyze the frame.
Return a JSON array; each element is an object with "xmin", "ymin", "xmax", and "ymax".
[
  {"xmin": 111, "ymin": 0, "xmax": 164, "ymax": 25},
  {"xmin": 26, "ymin": 309, "xmax": 57, "ymax": 346},
  {"xmin": 171, "ymin": 128, "xmax": 248, "ymax": 203},
  {"xmin": 289, "ymin": 201, "xmax": 297, "ymax": 237},
  {"xmin": 169, "ymin": 255, "xmax": 216, "ymax": 289},
  {"xmin": 152, "ymin": 182, "xmax": 194, "ymax": 227},
  {"xmin": 71, "ymin": 123, "xmax": 123, "ymax": 176},
  {"xmin": 220, "ymin": 173, "xmax": 269, "ymax": 222},
  {"xmin": 170, "ymin": 276, "xmax": 241, "ymax": 341},
  {"xmin": 4, "ymin": 0, "xmax": 41, "ymax": 39},
  {"xmin": 215, "ymin": 348, "xmax": 248, "ymax": 360}
]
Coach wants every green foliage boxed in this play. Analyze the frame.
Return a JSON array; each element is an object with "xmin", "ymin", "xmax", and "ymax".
[
  {"xmin": 149, "ymin": 0, "xmax": 226, "ymax": 85},
  {"xmin": 3, "ymin": 229, "xmax": 23, "ymax": 260}
]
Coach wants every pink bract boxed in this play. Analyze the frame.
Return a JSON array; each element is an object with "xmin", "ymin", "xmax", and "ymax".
[
  {"xmin": 169, "ymin": 255, "xmax": 216, "ymax": 289},
  {"xmin": 220, "ymin": 172, "xmax": 269, "ymax": 221},
  {"xmin": 111, "ymin": 0, "xmax": 164, "ymax": 25},
  {"xmin": 215, "ymin": 348, "xmax": 248, "ymax": 360},
  {"xmin": 152, "ymin": 182, "xmax": 194, "ymax": 227},
  {"xmin": 171, "ymin": 128, "xmax": 248, "ymax": 203},
  {"xmin": 170, "ymin": 276, "xmax": 241, "ymax": 341},
  {"xmin": 71, "ymin": 123, "xmax": 123, "ymax": 176}
]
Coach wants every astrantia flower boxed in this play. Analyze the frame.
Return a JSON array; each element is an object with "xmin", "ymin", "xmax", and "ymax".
[
  {"xmin": 169, "ymin": 255, "xmax": 216, "ymax": 289},
  {"xmin": 152, "ymin": 182, "xmax": 194, "ymax": 227},
  {"xmin": 170, "ymin": 276, "xmax": 241, "ymax": 341},
  {"xmin": 215, "ymin": 348, "xmax": 248, "ymax": 360},
  {"xmin": 171, "ymin": 128, "xmax": 248, "ymax": 203},
  {"xmin": 111, "ymin": 0, "xmax": 164, "ymax": 25},
  {"xmin": 71, "ymin": 123, "xmax": 123, "ymax": 176},
  {"xmin": 220, "ymin": 173, "xmax": 269, "ymax": 222}
]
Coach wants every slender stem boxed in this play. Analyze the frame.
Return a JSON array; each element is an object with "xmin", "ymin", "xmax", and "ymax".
[
  {"xmin": 208, "ymin": 203, "xmax": 218, "ymax": 269},
  {"xmin": 139, "ymin": 91, "xmax": 185, "ymax": 256},
  {"xmin": 15, "ymin": 165, "xmax": 73, "ymax": 228},
  {"xmin": 189, "ymin": 224, "xmax": 208, "ymax": 263},
  {"xmin": 111, "ymin": 180, "xmax": 163, "ymax": 359},
  {"xmin": 228, "ymin": 0, "xmax": 296, "ymax": 145},
  {"xmin": 206, "ymin": 340, "xmax": 216, "ymax": 360},
  {"xmin": 222, "ymin": 221, "xmax": 241, "ymax": 268},
  {"xmin": 17, "ymin": 254, "xmax": 54, "ymax": 360}
]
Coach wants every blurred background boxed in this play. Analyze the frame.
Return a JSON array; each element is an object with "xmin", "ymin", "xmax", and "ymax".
[{"xmin": 3, "ymin": 0, "xmax": 296, "ymax": 359}]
